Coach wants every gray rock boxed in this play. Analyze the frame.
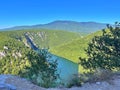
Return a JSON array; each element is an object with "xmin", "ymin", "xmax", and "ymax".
[
  {"xmin": 0, "ymin": 83, "xmax": 9, "ymax": 90},
  {"xmin": 0, "ymin": 83, "xmax": 16, "ymax": 90},
  {"xmin": 6, "ymin": 84, "xmax": 16, "ymax": 90},
  {"xmin": 96, "ymin": 82, "xmax": 101, "ymax": 85}
]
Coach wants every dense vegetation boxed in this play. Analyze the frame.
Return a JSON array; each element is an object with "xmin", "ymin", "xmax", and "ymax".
[
  {"xmin": 26, "ymin": 30, "xmax": 81, "ymax": 49},
  {"xmin": 23, "ymin": 50, "xmax": 59, "ymax": 88},
  {"xmin": 51, "ymin": 31, "xmax": 102, "ymax": 63},
  {"xmin": 0, "ymin": 35, "xmax": 30, "ymax": 75},
  {"xmin": 66, "ymin": 23, "xmax": 120, "ymax": 87},
  {"xmin": 80, "ymin": 22, "xmax": 120, "ymax": 71},
  {"xmin": 0, "ymin": 30, "xmax": 60, "ymax": 87}
]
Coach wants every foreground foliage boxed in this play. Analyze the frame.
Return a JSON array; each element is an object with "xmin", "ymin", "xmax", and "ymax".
[
  {"xmin": 80, "ymin": 22, "xmax": 120, "ymax": 71},
  {"xmin": 67, "ymin": 68, "xmax": 114, "ymax": 88},
  {"xmin": 24, "ymin": 50, "xmax": 59, "ymax": 88}
]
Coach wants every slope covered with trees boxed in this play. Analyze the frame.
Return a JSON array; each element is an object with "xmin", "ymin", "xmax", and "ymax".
[
  {"xmin": 50, "ymin": 31, "xmax": 103, "ymax": 63},
  {"xmin": 0, "ymin": 30, "xmax": 60, "ymax": 87}
]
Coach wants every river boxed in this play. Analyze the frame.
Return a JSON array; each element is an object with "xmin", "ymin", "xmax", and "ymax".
[{"xmin": 25, "ymin": 33, "xmax": 79, "ymax": 84}]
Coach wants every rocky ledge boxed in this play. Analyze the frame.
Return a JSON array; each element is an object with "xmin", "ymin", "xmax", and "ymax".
[
  {"xmin": 0, "ymin": 75, "xmax": 16, "ymax": 90},
  {"xmin": 1, "ymin": 74, "xmax": 120, "ymax": 90},
  {"xmin": 0, "ymin": 74, "xmax": 45, "ymax": 90}
]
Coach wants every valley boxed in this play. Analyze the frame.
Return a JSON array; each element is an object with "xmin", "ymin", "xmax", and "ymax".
[
  {"xmin": 0, "ymin": 0, "xmax": 118, "ymax": 89},
  {"xmin": 0, "ymin": 23, "xmax": 105, "ymax": 87},
  {"xmin": 25, "ymin": 32, "xmax": 79, "ymax": 83}
]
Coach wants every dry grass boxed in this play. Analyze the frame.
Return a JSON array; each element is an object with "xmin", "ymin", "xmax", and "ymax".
[{"xmin": 86, "ymin": 69, "xmax": 114, "ymax": 83}]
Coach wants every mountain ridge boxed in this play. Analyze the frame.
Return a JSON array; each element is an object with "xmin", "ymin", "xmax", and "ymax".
[{"xmin": 0, "ymin": 20, "xmax": 107, "ymax": 33}]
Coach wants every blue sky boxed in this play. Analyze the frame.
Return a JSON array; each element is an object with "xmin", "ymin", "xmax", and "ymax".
[{"xmin": 0, "ymin": 0, "xmax": 120, "ymax": 28}]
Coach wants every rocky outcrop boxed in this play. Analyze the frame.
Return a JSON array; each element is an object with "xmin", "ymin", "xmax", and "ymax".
[
  {"xmin": 0, "ymin": 83, "xmax": 16, "ymax": 90},
  {"xmin": 1, "ymin": 74, "xmax": 120, "ymax": 90},
  {"xmin": 0, "ymin": 75, "xmax": 16, "ymax": 90},
  {"xmin": 0, "ymin": 75, "xmax": 45, "ymax": 90},
  {"xmin": 0, "ymin": 51, "xmax": 6, "ymax": 59}
]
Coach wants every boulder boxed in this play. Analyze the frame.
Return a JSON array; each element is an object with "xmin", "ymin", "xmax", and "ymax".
[{"xmin": 0, "ymin": 83, "xmax": 16, "ymax": 90}]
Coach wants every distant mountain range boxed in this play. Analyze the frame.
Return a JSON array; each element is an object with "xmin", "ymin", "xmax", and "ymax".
[{"xmin": 0, "ymin": 20, "xmax": 107, "ymax": 33}]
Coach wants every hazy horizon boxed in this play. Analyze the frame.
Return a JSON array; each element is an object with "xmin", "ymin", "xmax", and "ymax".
[
  {"xmin": 0, "ymin": 20, "xmax": 109, "ymax": 29},
  {"xmin": 0, "ymin": 0, "xmax": 120, "ymax": 29}
]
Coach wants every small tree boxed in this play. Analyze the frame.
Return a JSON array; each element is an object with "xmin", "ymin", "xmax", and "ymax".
[
  {"xmin": 24, "ymin": 49, "xmax": 59, "ymax": 88},
  {"xmin": 80, "ymin": 22, "xmax": 120, "ymax": 71}
]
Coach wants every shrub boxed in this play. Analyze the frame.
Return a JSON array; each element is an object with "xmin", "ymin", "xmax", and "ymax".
[
  {"xmin": 24, "ymin": 49, "xmax": 59, "ymax": 88},
  {"xmin": 67, "ymin": 74, "xmax": 88, "ymax": 88},
  {"xmin": 87, "ymin": 68, "xmax": 113, "ymax": 83},
  {"xmin": 80, "ymin": 22, "xmax": 120, "ymax": 71},
  {"xmin": 67, "ymin": 69, "xmax": 114, "ymax": 88}
]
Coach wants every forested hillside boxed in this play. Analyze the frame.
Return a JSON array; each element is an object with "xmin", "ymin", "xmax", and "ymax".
[
  {"xmin": 0, "ymin": 29, "xmax": 80, "ymax": 87},
  {"xmin": 0, "ymin": 29, "xmax": 103, "ymax": 64},
  {"xmin": 50, "ymin": 31, "xmax": 103, "ymax": 63}
]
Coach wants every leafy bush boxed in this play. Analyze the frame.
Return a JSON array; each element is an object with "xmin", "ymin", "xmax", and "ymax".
[
  {"xmin": 67, "ymin": 69, "xmax": 114, "ymax": 88},
  {"xmin": 24, "ymin": 49, "xmax": 59, "ymax": 88},
  {"xmin": 67, "ymin": 74, "xmax": 88, "ymax": 88},
  {"xmin": 80, "ymin": 22, "xmax": 120, "ymax": 71}
]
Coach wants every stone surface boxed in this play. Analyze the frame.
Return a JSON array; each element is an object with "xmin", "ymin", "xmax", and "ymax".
[
  {"xmin": 0, "ymin": 75, "xmax": 16, "ymax": 90},
  {"xmin": 1, "ymin": 74, "xmax": 120, "ymax": 90}
]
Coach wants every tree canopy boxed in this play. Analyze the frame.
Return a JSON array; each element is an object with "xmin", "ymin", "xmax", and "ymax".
[{"xmin": 80, "ymin": 22, "xmax": 120, "ymax": 71}]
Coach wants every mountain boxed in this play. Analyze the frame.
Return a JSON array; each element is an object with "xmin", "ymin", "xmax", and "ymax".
[
  {"xmin": 1, "ymin": 20, "xmax": 107, "ymax": 33},
  {"xmin": 41, "ymin": 21, "xmax": 106, "ymax": 33}
]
